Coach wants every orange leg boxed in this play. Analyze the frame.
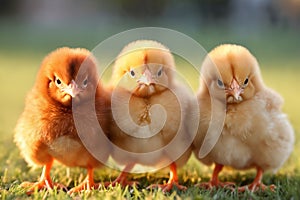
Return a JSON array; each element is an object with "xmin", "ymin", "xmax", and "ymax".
[
  {"xmin": 105, "ymin": 163, "xmax": 138, "ymax": 187},
  {"xmin": 238, "ymin": 167, "xmax": 276, "ymax": 192},
  {"xmin": 68, "ymin": 168, "xmax": 101, "ymax": 194},
  {"xmin": 197, "ymin": 163, "xmax": 235, "ymax": 190},
  {"xmin": 148, "ymin": 162, "xmax": 187, "ymax": 192},
  {"xmin": 21, "ymin": 160, "xmax": 66, "ymax": 195}
]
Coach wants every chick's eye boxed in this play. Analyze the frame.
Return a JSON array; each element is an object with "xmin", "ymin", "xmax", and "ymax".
[
  {"xmin": 217, "ymin": 79, "xmax": 225, "ymax": 89},
  {"xmin": 82, "ymin": 78, "xmax": 88, "ymax": 88},
  {"xmin": 244, "ymin": 77, "xmax": 249, "ymax": 86},
  {"xmin": 55, "ymin": 78, "xmax": 62, "ymax": 87},
  {"xmin": 157, "ymin": 68, "xmax": 163, "ymax": 77},
  {"xmin": 129, "ymin": 69, "xmax": 135, "ymax": 78}
]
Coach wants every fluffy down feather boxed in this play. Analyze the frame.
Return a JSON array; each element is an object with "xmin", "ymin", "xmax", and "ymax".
[
  {"xmin": 193, "ymin": 44, "xmax": 294, "ymax": 192},
  {"xmin": 14, "ymin": 47, "xmax": 111, "ymax": 194},
  {"xmin": 108, "ymin": 40, "xmax": 198, "ymax": 192}
]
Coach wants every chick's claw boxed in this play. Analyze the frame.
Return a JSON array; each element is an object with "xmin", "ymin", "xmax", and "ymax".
[
  {"xmin": 21, "ymin": 181, "xmax": 67, "ymax": 195},
  {"xmin": 238, "ymin": 183, "xmax": 276, "ymax": 193},
  {"xmin": 67, "ymin": 182, "xmax": 101, "ymax": 194},
  {"xmin": 196, "ymin": 181, "xmax": 235, "ymax": 191},
  {"xmin": 104, "ymin": 180, "xmax": 139, "ymax": 188},
  {"xmin": 147, "ymin": 182, "xmax": 187, "ymax": 193}
]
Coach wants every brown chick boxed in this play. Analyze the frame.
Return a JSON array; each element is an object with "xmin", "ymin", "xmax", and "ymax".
[
  {"xmin": 108, "ymin": 40, "xmax": 198, "ymax": 192},
  {"xmin": 193, "ymin": 44, "xmax": 294, "ymax": 192},
  {"xmin": 14, "ymin": 47, "xmax": 111, "ymax": 194}
]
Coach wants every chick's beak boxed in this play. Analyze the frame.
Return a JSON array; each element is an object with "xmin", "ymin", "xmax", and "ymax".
[
  {"xmin": 228, "ymin": 79, "xmax": 243, "ymax": 100},
  {"xmin": 64, "ymin": 80, "xmax": 81, "ymax": 98},
  {"xmin": 138, "ymin": 68, "xmax": 155, "ymax": 86}
]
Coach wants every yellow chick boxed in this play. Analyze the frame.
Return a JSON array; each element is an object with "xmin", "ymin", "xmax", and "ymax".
[
  {"xmin": 193, "ymin": 44, "xmax": 294, "ymax": 192},
  {"xmin": 108, "ymin": 40, "xmax": 198, "ymax": 192}
]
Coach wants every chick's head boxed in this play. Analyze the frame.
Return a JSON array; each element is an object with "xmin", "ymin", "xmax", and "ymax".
[
  {"xmin": 112, "ymin": 40, "xmax": 175, "ymax": 97},
  {"xmin": 36, "ymin": 47, "xmax": 99, "ymax": 106},
  {"xmin": 201, "ymin": 44, "xmax": 264, "ymax": 104}
]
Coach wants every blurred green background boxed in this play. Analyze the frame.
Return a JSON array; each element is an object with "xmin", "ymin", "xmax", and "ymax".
[{"xmin": 0, "ymin": 0, "xmax": 300, "ymax": 197}]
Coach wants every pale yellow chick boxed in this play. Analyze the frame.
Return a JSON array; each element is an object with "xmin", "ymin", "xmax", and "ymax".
[
  {"xmin": 108, "ymin": 40, "xmax": 198, "ymax": 192},
  {"xmin": 193, "ymin": 44, "xmax": 294, "ymax": 192}
]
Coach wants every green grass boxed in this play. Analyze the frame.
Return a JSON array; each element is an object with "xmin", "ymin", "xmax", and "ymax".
[{"xmin": 0, "ymin": 22, "xmax": 300, "ymax": 199}]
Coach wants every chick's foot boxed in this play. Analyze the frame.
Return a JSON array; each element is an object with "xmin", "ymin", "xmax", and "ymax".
[
  {"xmin": 68, "ymin": 168, "xmax": 102, "ymax": 194},
  {"xmin": 238, "ymin": 167, "xmax": 276, "ymax": 192},
  {"xmin": 105, "ymin": 164, "xmax": 139, "ymax": 188}
]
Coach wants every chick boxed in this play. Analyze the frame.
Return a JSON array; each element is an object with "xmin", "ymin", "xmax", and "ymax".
[
  {"xmin": 193, "ymin": 44, "xmax": 294, "ymax": 192},
  {"xmin": 14, "ymin": 47, "xmax": 111, "ymax": 194},
  {"xmin": 108, "ymin": 40, "xmax": 198, "ymax": 192}
]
